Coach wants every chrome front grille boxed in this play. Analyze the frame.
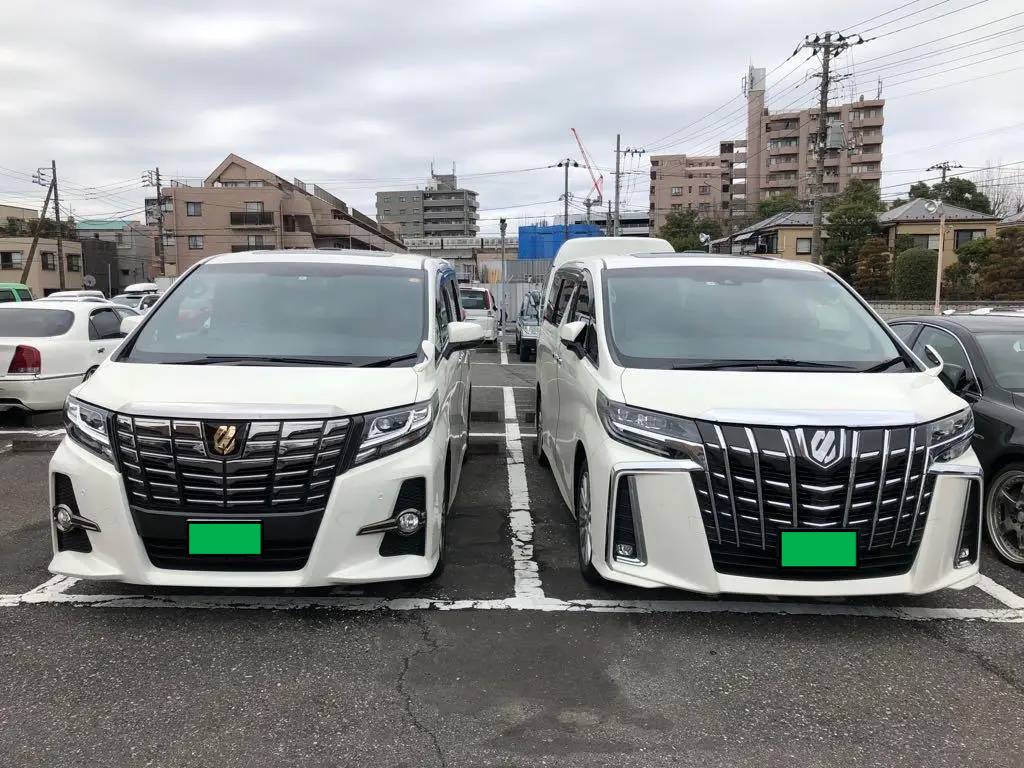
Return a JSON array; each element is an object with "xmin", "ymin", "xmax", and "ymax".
[
  {"xmin": 113, "ymin": 415, "xmax": 352, "ymax": 511},
  {"xmin": 690, "ymin": 421, "xmax": 937, "ymax": 579}
]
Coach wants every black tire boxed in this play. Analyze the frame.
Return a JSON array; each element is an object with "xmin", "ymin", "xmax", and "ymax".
[
  {"xmin": 985, "ymin": 462, "xmax": 1024, "ymax": 566},
  {"xmin": 431, "ymin": 451, "xmax": 452, "ymax": 578},
  {"xmin": 574, "ymin": 456, "xmax": 604, "ymax": 584},
  {"xmin": 513, "ymin": 334, "xmax": 520, "ymax": 353},
  {"xmin": 534, "ymin": 391, "xmax": 549, "ymax": 468},
  {"xmin": 463, "ymin": 386, "xmax": 472, "ymax": 465}
]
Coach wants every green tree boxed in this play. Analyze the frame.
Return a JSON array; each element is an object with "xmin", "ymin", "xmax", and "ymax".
[
  {"xmin": 823, "ymin": 179, "xmax": 885, "ymax": 280},
  {"xmin": 894, "ymin": 234, "xmax": 915, "ymax": 254},
  {"xmin": 657, "ymin": 210, "xmax": 723, "ymax": 251},
  {"xmin": 943, "ymin": 236, "xmax": 996, "ymax": 300},
  {"xmin": 852, "ymin": 237, "xmax": 891, "ymax": 299},
  {"xmin": 892, "ymin": 247, "xmax": 937, "ymax": 300},
  {"xmin": 908, "ymin": 178, "xmax": 993, "ymax": 214},
  {"xmin": 979, "ymin": 228, "xmax": 1024, "ymax": 299},
  {"xmin": 756, "ymin": 192, "xmax": 802, "ymax": 220}
]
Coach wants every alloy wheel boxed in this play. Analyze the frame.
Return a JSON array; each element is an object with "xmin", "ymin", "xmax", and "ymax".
[
  {"xmin": 988, "ymin": 469, "xmax": 1024, "ymax": 564},
  {"xmin": 577, "ymin": 469, "xmax": 593, "ymax": 567}
]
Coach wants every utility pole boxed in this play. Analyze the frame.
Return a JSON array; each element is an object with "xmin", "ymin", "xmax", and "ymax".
[
  {"xmin": 801, "ymin": 31, "xmax": 865, "ymax": 264},
  {"xmin": 499, "ymin": 217, "xmax": 507, "ymax": 331},
  {"xmin": 927, "ymin": 161, "xmax": 962, "ymax": 188},
  {"xmin": 612, "ymin": 138, "xmax": 646, "ymax": 237},
  {"xmin": 927, "ymin": 200, "xmax": 947, "ymax": 315},
  {"xmin": 583, "ymin": 198, "xmax": 594, "ymax": 224},
  {"xmin": 43, "ymin": 161, "xmax": 68, "ymax": 290},
  {"xmin": 144, "ymin": 167, "xmax": 165, "ymax": 276},
  {"xmin": 22, "ymin": 171, "xmax": 55, "ymax": 285},
  {"xmin": 556, "ymin": 158, "xmax": 579, "ymax": 243}
]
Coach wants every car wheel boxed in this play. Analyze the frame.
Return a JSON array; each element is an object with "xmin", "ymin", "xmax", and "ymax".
[
  {"xmin": 534, "ymin": 392, "xmax": 549, "ymax": 468},
  {"xmin": 513, "ymin": 334, "xmax": 520, "ymax": 353},
  {"xmin": 574, "ymin": 457, "xmax": 603, "ymax": 584},
  {"xmin": 986, "ymin": 463, "xmax": 1024, "ymax": 565}
]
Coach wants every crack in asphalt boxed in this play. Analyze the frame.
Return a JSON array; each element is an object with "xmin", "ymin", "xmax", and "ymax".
[
  {"xmin": 916, "ymin": 621, "xmax": 1024, "ymax": 695},
  {"xmin": 396, "ymin": 613, "xmax": 447, "ymax": 768}
]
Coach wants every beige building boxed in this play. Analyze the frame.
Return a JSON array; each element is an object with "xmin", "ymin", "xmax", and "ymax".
[
  {"xmin": 717, "ymin": 212, "xmax": 821, "ymax": 261},
  {"xmin": 879, "ymin": 199, "xmax": 1000, "ymax": 271},
  {"xmin": 649, "ymin": 153, "xmax": 732, "ymax": 233},
  {"xmin": 0, "ymin": 204, "xmax": 39, "ymax": 225},
  {"xmin": 0, "ymin": 236, "xmax": 83, "ymax": 296},
  {"xmin": 999, "ymin": 210, "xmax": 1024, "ymax": 230},
  {"xmin": 152, "ymin": 154, "xmax": 405, "ymax": 274}
]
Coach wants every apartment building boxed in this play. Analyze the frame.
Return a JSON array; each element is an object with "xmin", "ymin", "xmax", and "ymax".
[
  {"xmin": 649, "ymin": 153, "xmax": 734, "ymax": 233},
  {"xmin": 376, "ymin": 171, "xmax": 479, "ymax": 239},
  {"xmin": 150, "ymin": 154, "xmax": 405, "ymax": 274},
  {"xmin": 77, "ymin": 219, "xmax": 156, "ymax": 289},
  {"xmin": 0, "ymin": 203, "xmax": 83, "ymax": 295}
]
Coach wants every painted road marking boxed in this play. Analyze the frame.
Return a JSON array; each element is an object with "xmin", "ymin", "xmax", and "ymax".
[
  {"xmin": 976, "ymin": 574, "xmax": 1024, "ymax": 609},
  {"xmin": 499, "ymin": 342, "xmax": 509, "ymax": 366},
  {"xmin": 504, "ymin": 385, "xmax": 543, "ymax": 599}
]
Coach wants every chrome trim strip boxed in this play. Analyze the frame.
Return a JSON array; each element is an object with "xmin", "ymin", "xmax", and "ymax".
[
  {"xmin": 891, "ymin": 427, "xmax": 916, "ymax": 547},
  {"xmin": 868, "ymin": 429, "xmax": 891, "ymax": 549},
  {"xmin": 120, "ymin": 402, "xmax": 347, "ymax": 419},
  {"xmin": 621, "ymin": 475, "xmax": 649, "ymax": 565},
  {"xmin": 842, "ymin": 432, "xmax": 859, "ymax": 527},
  {"xmin": 780, "ymin": 430, "xmax": 799, "ymax": 527},
  {"xmin": 697, "ymin": 408, "xmax": 917, "ymax": 427},
  {"xmin": 714, "ymin": 425, "xmax": 741, "ymax": 547}
]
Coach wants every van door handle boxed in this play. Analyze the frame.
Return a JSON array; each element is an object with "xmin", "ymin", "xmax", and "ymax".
[{"xmin": 97, "ymin": 347, "xmax": 105, "ymax": 353}]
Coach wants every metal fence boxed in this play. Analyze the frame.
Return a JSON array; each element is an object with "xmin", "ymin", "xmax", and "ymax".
[{"xmin": 870, "ymin": 300, "xmax": 1024, "ymax": 319}]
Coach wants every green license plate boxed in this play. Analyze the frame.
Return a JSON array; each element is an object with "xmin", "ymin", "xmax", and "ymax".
[
  {"xmin": 780, "ymin": 530, "xmax": 857, "ymax": 568},
  {"xmin": 188, "ymin": 522, "xmax": 262, "ymax": 556}
]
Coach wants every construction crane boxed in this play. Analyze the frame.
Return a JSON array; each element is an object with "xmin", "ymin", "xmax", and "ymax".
[{"xmin": 571, "ymin": 128, "xmax": 604, "ymax": 226}]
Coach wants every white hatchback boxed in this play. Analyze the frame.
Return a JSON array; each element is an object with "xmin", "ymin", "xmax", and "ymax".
[
  {"xmin": 48, "ymin": 250, "xmax": 483, "ymax": 588},
  {"xmin": 0, "ymin": 301, "xmax": 133, "ymax": 411},
  {"xmin": 535, "ymin": 239, "xmax": 982, "ymax": 598}
]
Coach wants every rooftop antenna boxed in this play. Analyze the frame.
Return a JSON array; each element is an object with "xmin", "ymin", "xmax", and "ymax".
[{"xmin": 877, "ymin": 77, "xmax": 883, "ymax": 99}]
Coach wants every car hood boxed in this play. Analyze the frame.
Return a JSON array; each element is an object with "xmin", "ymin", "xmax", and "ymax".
[
  {"xmin": 618, "ymin": 369, "xmax": 966, "ymax": 426},
  {"xmin": 76, "ymin": 362, "xmax": 421, "ymax": 418}
]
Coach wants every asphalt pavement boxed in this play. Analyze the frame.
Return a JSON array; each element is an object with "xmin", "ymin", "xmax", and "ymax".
[{"xmin": 2, "ymin": 341, "xmax": 1024, "ymax": 767}]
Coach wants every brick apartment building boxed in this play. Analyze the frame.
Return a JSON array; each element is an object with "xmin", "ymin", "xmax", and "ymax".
[{"xmin": 149, "ymin": 154, "xmax": 405, "ymax": 274}]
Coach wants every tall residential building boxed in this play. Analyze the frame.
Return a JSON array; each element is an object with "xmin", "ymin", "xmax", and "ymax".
[
  {"xmin": 150, "ymin": 154, "xmax": 405, "ymax": 274},
  {"xmin": 650, "ymin": 65, "xmax": 884, "ymax": 229},
  {"xmin": 376, "ymin": 171, "xmax": 479, "ymax": 239}
]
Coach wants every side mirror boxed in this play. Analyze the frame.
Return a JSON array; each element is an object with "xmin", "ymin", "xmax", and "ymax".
[
  {"xmin": 938, "ymin": 362, "xmax": 964, "ymax": 392},
  {"xmin": 445, "ymin": 320, "xmax": 484, "ymax": 357},
  {"xmin": 120, "ymin": 315, "xmax": 142, "ymax": 335},
  {"xmin": 922, "ymin": 344, "xmax": 944, "ymax": 377},
  {"xmin": 559, "ymin": 320, "xmax": 587, "ymax": 357}
]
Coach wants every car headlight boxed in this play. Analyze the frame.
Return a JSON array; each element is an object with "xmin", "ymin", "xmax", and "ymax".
[
  {"xmin": 928, "ymin": 407, "xmax": 974, "ymax": 464},
  {"xmin": 521, "ymin": 324, "xmax": 540, "ymax": 337},
  {"xmin": 597, "ymin": 391, "xmax": 704, "ymax": 463},
  {"xmin": 354, "ymin": 395, "xmax": 436, "ymax": 466},
  {"xmin": 64, "ymin": 395, "xmax": 114, "ymax": 462}
]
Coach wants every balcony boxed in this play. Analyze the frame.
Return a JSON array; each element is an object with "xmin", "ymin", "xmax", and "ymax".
[
  {"xmin": 768, "ymin": 143, "xmax": 800, "ymax": 155},
  {"xmin": 767, "ymin": 158, "xmax": 799, "ymax": 172},
  {"xmin": 850, "ymin": 152, "xmax": 883, "ymax": 164},
  {"xmin": 229, "ymin": 211, "xmax": 274, "ymax": 226},
  {"xmin": 851, "ymin": 114, "xmax": 884, "ymax": 128}
]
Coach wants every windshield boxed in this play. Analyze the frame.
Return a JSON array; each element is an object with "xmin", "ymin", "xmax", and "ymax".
[
  {"xmin": 459, "ymin": 290, "xmax": 489, "ymax": 310},
  {"xmin": 603, "ymin": 265, "xmax": 906, "ymax": 370},
  {"xmin": 111, "ymin": 295, "xmax": 142, "ymax": 308},
  {"xmin": 0, "ymin": 307, "xmax": 74, "ymax": 337},
  {"xmin": 976, "ymin": 332, "xmax": 1024, "ymax": 391},
  {"xmin": 122, "ymin": 261, "xmax": 426, "ymax": 365}
]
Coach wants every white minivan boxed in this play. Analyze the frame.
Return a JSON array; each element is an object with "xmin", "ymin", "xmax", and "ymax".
[
  {"xmin": 49, "ymin": 249, "xmax": 483, "ymax": 587},
  {"xmin": 458, "ymin": 285, "xmax": 498, "ymax": 343},
  {"xmin": 535, "ymin": 238, "xmax": 982, "ymax": 597}
]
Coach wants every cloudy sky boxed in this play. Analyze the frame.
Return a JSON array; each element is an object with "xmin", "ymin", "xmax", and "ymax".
[{"xmin": 1, "ymin": 0, "xmax": 1022, "ymax": 234}]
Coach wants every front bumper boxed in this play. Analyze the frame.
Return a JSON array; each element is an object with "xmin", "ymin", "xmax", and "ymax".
[
  {"xmin": 0, "ymin": 373, "xmax": 81, "ymax": 411},
  {"xmin": 586, "ymin": 440, "xmax": 982, "ymax": 597},
  {"xmin": 47, "ymin": 432, "xmax": 447, "ymax": 588}
]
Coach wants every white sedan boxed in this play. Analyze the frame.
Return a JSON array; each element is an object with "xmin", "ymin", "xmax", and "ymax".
[{"xmin": 0, "ymin": 301, "xmax": 134, "ymax": 411}]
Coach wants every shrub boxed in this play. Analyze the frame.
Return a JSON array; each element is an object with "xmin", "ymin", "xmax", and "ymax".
[
  {"xmin": 852, "ymin": 237, "xmax": 891, "ymax": 299},
  {"xmin": 892, "ymin": 247, "xmax": 937, "ymax": 300}
]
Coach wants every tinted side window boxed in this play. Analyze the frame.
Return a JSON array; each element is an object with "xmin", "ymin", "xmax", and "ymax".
[
  {"xmin": 546, "ymin": 277, "xmax": 576, "ymax": 326},
  {"xmin": 913, "ymin": 326, "xmax": 971, "ymax": 374},
  {"xmin": 435, "ymin": 277, "xmax": 451, "ymax": 347},
  {"xmin": 446, "ymin": 280, "xmax": 462, "ymax": 322},
  {"xmin": 89, "ymin": 308, "xmax": 122, "ymax": 340},
  {"xmin": 544, "ymin": 279, "xmax": 561, "ymax": 323},
  {"xmin": 570, "ymin": 279, "xmax": 599, "ymax": 364},
  {"xmin": 891, "ymin": 323, "xmax": 918, "ymax": 344},
  {"xmin": 0, "ymin": 289, "xmax": 15, "ymax": 303}
]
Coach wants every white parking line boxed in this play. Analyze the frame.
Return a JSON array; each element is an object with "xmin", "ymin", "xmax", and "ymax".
[
  {"xmin": 473, "ymin": 385, "xmax": 533, "ymax": 390},
  {"xmin": 471, "ymin": 433, "xmax": 537, "ymax": 438},
  {"xmin": 504, "ymin": 386, "xmax": 544, "ymax": 599},
  {"xmin": 499, "ymin": 342, "xmax": 509, "ymax": 366},
  {"xmin": 0, "ymin": 428, "xmax": 64, "ymax": 439},
  {"xmin": 975, "ymin": 574, "xmax": 1024, "ymax": 609}
]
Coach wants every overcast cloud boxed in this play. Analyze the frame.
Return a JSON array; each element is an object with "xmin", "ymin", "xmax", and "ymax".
[{"xmin": 1, "ymin": 0, "xmax": 1022, "ymax": 234}]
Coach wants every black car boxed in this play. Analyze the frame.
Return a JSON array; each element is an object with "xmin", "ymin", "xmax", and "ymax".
[
  {"xmin": 891, "ymin": 314, "xmax": 1024, "ymax": 565},
  {"xmin": 513, "ymin": 290, "xmax": 542, "ymax": 362}
]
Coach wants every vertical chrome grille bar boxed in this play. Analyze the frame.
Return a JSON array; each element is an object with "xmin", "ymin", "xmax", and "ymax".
[
  {"xmin": 867, "ymin": 429, "xmax": 890, "ymax": 549},
  {"xmin": 906, "ymin": 436, "xmax": 931, "ymax": 545},
  {"xmin": 841, "ymin": 431, "xmax": 859, "ymax": 528},
  {"xmin": 890, "ymin": 427, "xmax": 916, "ymax": 548},
  {"xmin": 780, "ymin": 430, "xmax": 799, "ymax": 527},
  {"xmin": 702, "ymin": 455, "xmax": 723, "ymax": 545},
  {"xmin": 744, "ymin": 428, "xmax": 766, "ymax": 549},
  {"xmin": 714, "ymin": 425, "xmax": 741, "ymax": 547}
]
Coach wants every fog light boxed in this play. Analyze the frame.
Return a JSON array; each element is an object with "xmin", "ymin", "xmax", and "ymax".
[
  {"xmin": 397, "ymin": 509, "xmax": 422, "ymax": 535},
  {"xmin": 956, "ymin": 546, "xmax": 971, "ymax": 566},
  {"xmin": 615, "ymin": 543, "xmax": 635, "ymax": 559},
  {"xmin": 54, "ymin": 504, "xmax": 75, "ymax": 533}
]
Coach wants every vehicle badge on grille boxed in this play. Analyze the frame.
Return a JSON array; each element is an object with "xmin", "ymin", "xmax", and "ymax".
[
  {"xmin": 211, "ymin": 425, "xmax": 238, "ymax": 456},
  {"xmin": 807, "ymin": 428, "xmax": 843, "ymax": 469}
]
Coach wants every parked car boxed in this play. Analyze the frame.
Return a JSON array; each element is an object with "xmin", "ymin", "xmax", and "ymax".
[
  {"xmin": 535, "ymin": 237, "xmax": 980, "ymax": 597},
  {"xmin": 0, "ymin": 301, "xmax": 129, "ymax": 411},
  {"xmin": 890, "ymin": 314, "xmax": 1024, "ymax": 565},
  {"xmin": 513, "ymin": 290, "xmax": 542, "ymax": 362},
  {"xmin": 0, "ymin": 282, "xmax": 34, "ymax": 303},
  {"xmin": 112, "ymin": 293, "xmax": 160, "ymax": 312},
  {"xmin": 459, "ymin": 285, "xmax": 498, "ymax": 343},
  {"xmin": 49, "ymin": 249, "xmax": 483, "ymax": 587},
  {"xmin": 47, "ymin": 290, "xmax": 105, "ymax": 300}
]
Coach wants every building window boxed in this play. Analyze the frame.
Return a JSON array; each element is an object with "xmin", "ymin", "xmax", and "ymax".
[
  {"xmin": 722, "ymin": 184, "xmax": 730, "ymax": 193},
  {"xmin": 688, "ymin": 186, "xmax": 692, "ymax": 194},
  {"xmin": 162, "ymin": 234, "xmax": 175, "ymax": 247},
  {"xmin": 66, "ymin": 255, "xmax": 81, "ymax": 272},
  {"xmin": 699, "ymin": 185, "xmax": 711, "ymax": 195},
  {"xmin": 248, "ymin": 235, "xmax": 264, "ymax": 248},
  {"xmin": 671, "ymin": 204, "xmax": 682, "ymax": 210},
  {"xmin": 244, "ymin": 201, "xmax": 264, "ymax": 213},
  {"xmin": 670, "ymin": 187, "xmax": 682, "ymax": 196},
  {"xmin": 186, "ymin": 202, "xmax": 202, "ymax": 216},
  {"xmin": 188, "ymin": 235, "xmax": 204, "ymax": 250},
  {"xmin": 909, "ymin": 234, "xmax": 940, "ymax": 251},
  {"xmin": 0, "ymin": 251, "xmax": 24, "ymax": 270},
  {"xmin": 796, "ymin": 238, "xmax": 812, "ymax": 255},
  {"xmin": 954, "ymin": 230, "xmax": 987, "ymax": 250},
  {"xmin": 41, "ymin": 252, "xmax": 55, "ymax": 270},
  {"xmin": 651, "ymin": 160, "xmax": 660, "ymax": 166}
]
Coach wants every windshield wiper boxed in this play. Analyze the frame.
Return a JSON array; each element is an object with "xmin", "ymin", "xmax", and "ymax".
[
  {"xmin": 860, "ymin": 356, "xmax": 906, "ymax": 373},
  {"xmin": 673, "ymin": 358, "xmax": 859, "ymax": 371},
  {"xmin": 170, "ymin": 355, "xmax": 352, "ymax": 367},
  {"xmin": 359, "ymin": 353, "xmax": 420, "ymax": 368}
]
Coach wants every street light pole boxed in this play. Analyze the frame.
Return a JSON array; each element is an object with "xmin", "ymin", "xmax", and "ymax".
[{"xmin": 933, "ymin": 204, "xmax": 946, "ymax": 316}]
